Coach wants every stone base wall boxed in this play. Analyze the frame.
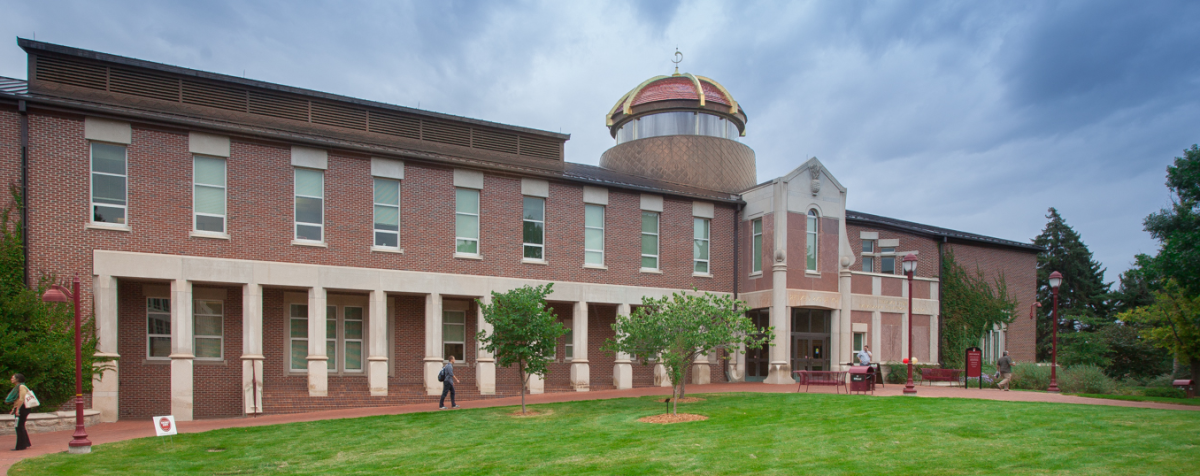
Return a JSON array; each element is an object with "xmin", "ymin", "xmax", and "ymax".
[{"xmin": 0, "ymin": 410, "xmax": 101, "ymax": 435}]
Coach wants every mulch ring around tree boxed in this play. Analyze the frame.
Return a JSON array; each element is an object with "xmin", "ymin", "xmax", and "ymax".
[
  {"xmin": 657, "ymin": 397, "xmax": 705, "ymax": 403},
  {"xmin": 638, "ymin": 413, "xmax": 709, "ymax": 424},
  {"xmin": 508, "ymin": 409, "xmax": 554, "ymax": 418}
]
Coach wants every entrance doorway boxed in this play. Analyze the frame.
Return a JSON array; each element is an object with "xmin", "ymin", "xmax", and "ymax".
[
  {"xmin": 791, "ymin": 308, "xmax": 830, "ymax": 377},
  {"xmin": 744, "ymin": 309, "xmax": 770, "ymax": 382}
]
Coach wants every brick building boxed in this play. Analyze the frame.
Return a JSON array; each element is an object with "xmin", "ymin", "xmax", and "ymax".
[{"xmin": 0, "ymin": 39, "xmax": 1039, "ymax": 421}]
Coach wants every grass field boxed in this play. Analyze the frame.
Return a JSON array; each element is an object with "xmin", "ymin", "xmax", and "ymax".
[
  {"xmin": 12, "ymin": 393, "xmax": 1200, "ymax": 475},
  {"xmin": 1073, "ymin": 393, "xmax": 1200, "ymax": 406}
]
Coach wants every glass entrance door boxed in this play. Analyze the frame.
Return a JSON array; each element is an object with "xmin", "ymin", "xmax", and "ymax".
[
  {"xmin": 745, "ymin": 309, "xmax": 770, "ymax": 382},
  {"xmin": 790, "ymin": 308, "xmax": 831, "ymax": 378}
]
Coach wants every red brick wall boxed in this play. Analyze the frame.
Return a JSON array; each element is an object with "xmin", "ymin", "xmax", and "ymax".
[
  {"xmin": 786, "ymin": 214, "xmax": 839, "ymax": 292},
  {"xmin": 0, "ymin": 109, "xmax": 19, "ymax": 211},
  {"xmin": 193, "ymin": 284, "xmax": 243, "ymax": 419},
  {"xmin": 740, "ymin": 214, "xmax": 773, "ymax": 293},
  {"xmin": 117, "ymin": 281, "xmax": 170, "ymax": 419},
  {"xmin": 845, "ymin": 223, "xmax": 941, "ymax": 279},
  {"xmin": 947, "ymin": 242, "xmax": 1038, "ymax": 362}
]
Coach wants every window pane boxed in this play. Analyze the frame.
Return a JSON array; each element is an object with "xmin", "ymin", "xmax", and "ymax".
[
  {"xmin": 862, "ymin": 256, "xmax": 874, "ymax": 272},
  {"xmin": 753, "ymin": 234, "xmax": 763, "ymax": 272},
  {"xmin": 585, "ymin": 205, "xmax": 604, "ymax": 227},
  {"xmin": 641, "ymin": 212, "xmax": 658, "ymax": 233},
  {"xmin": 584, "ymin": 228, "xmax": 603, "ymax": 250},
  {"xmin": 456, "ymin": 214, "xmax": 479, "ymax": 240},
  {"xmin": 345, "ymin": 341, "xmax": 362, "ymax": 370},
  {"xmin": 327, "ymin": 341, "xmax": 336, "ymax": 370},
  {"xmin": 91, "ymin": 143, "xmax": 126, "ymax": 174},
  {"xmin": 456, "ymin": 239, "xmax": 477, "ymax": 254},
  {"xmin": 862, "ymin": 240, "xmax": 874, "ymax": 253},
  {"xmin": 565, "ymin": 345, "xmax": 573, "ymax": 360},
  {"xmin": 523, "ymin": 197, "xmax": 544, "ymax": 221},
  {"xmin": 195, "ymin": 215, "xmax": 225, "ymax": 233},
  {"xmin": 374, "ymin": 205, "xmax": 399, "ymax": 230},
  {"xmin": 807, "ymin": 239, "xmax": 817, "ymax": 270},
  {"xmin": 148, "ymin": 298, "xmax": 171, "ymax": 313},
  {"xmin": 443, "ymin": 324, "xmax": 465, "ymax": 342},
  {"xmin": 642, "ymin": 256, "xmax": 657, "ymax": 269},
  {"xmin": 93, "ymin": 205, "xmax": 126, "ymax": 224},
  {"xmin": 295, "ymin": 168, "xmax": 323, "ymax": 197},
  {"xmin": 195, "ymin": 185, "xmax": 225, "ymax": 215},
  {"xmin": 194, "ymin": 156, "xmax": 226, "ymax": 186},
  {"xmin": 443, "ymin": 311, "xmax": 466, "ymax": 324},
  {"xmin": 195, "ymin": 337, "xmax": 221, "ymax": 359},
  {"xmin": 881, "ymin": 247, "xmax": 895, "ymax": 253},
  {"xmin": 641, "ymin": 234, "xmax": 658, "ymax": 255},
  {"xmin": 149, "ymin": 337, "xmax": 171, "ymax": 358},
  {"xmin": 882, "ymin": 257, "xmax": 895, "ymax": 274},
  {"xmin": 92, "ymin": 173, "xmax": 127, "ymax": 204},
  {"xmin": 694, "ymin": 218, "xmax": 709, "ymax": 240},
  {"xmin": 753, "ymin": 219, "xmax": 762, "ymax": 234},
  {"xmin": 374, "ymin": 178, "xmax": 399, "ymax": 205},
  {"xmin": 854, "ymin": 333, "xmax": 863, "ymax": 351},
  {"xmin": 344, "ymin": 307, "xmax": 363, "ymax": 320},
  {"xmin": 375, "ymin": 232, "xmax": 398, "ymax": 248},
  {"xmin": 291, "ymin": 340, "xmax": 307, "ymax": 370},
  {"xmin": 194, "ymin": 315, "xmax": 222, "ymax": 336},
  {"xmin": 148, "ymin": 314, "xmax": 171, "ymax": 335},
  {"xmin": 524, "ymin": 245, "xmax": 543, "ymax": 260},
  {"xmin": 344, "ymin": 320, "xmax": 363, "ymax": 340},
  {"xmin": 297, "ymin": 224, "xmax": 322, "ymax": 241},
  {"xmin": 455, "ymin": 188, "xmax": 479, "ymax": 214},
  {"xmin": 290, "ymin": 319, "xmax": 308, "ymax": 338},
  {"xmin": 523, "ymin": 221, "xmax": 544, "ymax": 245},
  {"xmin": 585, "ymin": 251, "xmax": 603, "ymax": 265},
  {"xmin": 694, "ymin": 239, "xmax": 709, "ymax": 261},
  {"xmin": 296, "ymin": 197, "xmax": 323, "ymax": 224},
  {"xmin": 695, "ymin": 260, "xmax": 709, "ymax": 274},
  {"xmin": 444, "ymin": 343, "xmax": 465, "ymax": 361},
  {"xmin": 195, "ymin": 300, "xmax": 223, "ymax": 315},
  {"xmin": 326, "ymin": 319, "xmax": 336, "ymax": 337}
]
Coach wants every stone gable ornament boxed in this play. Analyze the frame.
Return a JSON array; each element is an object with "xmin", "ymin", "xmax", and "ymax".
[{"xmin": 810, "ymin": 166, "xmax": 821, "ymax": 196}]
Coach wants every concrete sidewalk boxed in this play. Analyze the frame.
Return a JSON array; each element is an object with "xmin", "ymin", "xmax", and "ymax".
[{"xmin": 2, "ymin": 382, "xmax": 1195, "ymax": 474}]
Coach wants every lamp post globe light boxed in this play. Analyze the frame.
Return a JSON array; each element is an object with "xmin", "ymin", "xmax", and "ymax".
[
  {"xmin": 1047, "ymin": 271, "xmax": 1063, "ymax": 393},
  {"xmin": 40, "ymin": 274, "xmax": 92, "ymax": 454},
  {"xmin": 902, "ymin": 254, "xmax": 918, "ymax": 395}
]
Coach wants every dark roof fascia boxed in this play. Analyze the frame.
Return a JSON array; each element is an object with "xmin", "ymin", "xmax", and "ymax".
[
  {"xmin": 846, "ymin": 209, "xmax": 1042, "ymax": 253},
  {"xmin": 19, "ymin": 93, "xmax": 737, "ymax": 204},
  {"xmin": 17, "ymin": 38, "xmax": 570, "ymax": 141}
]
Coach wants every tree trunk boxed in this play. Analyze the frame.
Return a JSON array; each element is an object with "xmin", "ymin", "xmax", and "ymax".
[
  {"xmin": 671, "ymin": 384, "xmax": 678, "ymax": 415},
  {"xmin": 1191, "ymin": 358, "xmax": 1199, "ymax": 399},
  {"xmin": 519, "ymin": 362, "xmax": 527, "ymax": 413},
  {"xmin": 678, "ymin": 372, "xmax": 687, "ymax": 399}
]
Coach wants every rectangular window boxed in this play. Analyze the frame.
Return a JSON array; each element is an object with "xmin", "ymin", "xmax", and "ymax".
[
  {"xmin": 193, "ymin": 300, "xmax": 223, "ymax": 360},
  {"xmin": 584, "ymin": 204, "xmax": 605, "ymax": 266},
  {"xmin": 91, "ymin": 142, "xmax": 128, "ymax": 225},
  {"xmin": 641, "ymin": 211, "xmax": 659, "ymax": 270},
  {"xmin": 326, "ymin": 306, "xmax": 337, "ymax": 371},
  {"xmin": 806, "ymin": 212, "xmax": 818, "ymax": 271},
  {"xmin": 289, "ymin": 303, "xmax": 309, "ymax": 371},
  {"xmin": 694, "ymin": 217, "xmax": 710, "ymax": 274},
  {"xmin": 147, "ymin": 298, "xmax": 171, "ymax": 359},
  {"xmin": 563, "ymin": 318, "xmax": 573, "ymax": 361},
  {"xmin": 881, "ymin": 247, "xmax": 896, "ymax": 274},
  {"xmin": 862, "ymin": 240, "xmax": 874, "ymax": 253},
  {"xmin": 523, "ymin": 196, "xmax": 545, "ymax": 260},
  {"xmin": 193, "ymin": 156, "xmax": 226, "ymax": 234},
  {"xmin": 294, "ymin": 168, "xmax": 324, "ymax": 241},
  {"xmin": 862, "ymin": 256, "xmax": 874, "ymax": 273},
  {"xmin": 854, "ymin": 332, "xmax": 864, "ymax": 354},
  {"xmin": 373, "ymin": 178, "xmax": 400, "ymax": 248},
  {"xmin": 455, "ymin": 188, "xmax": 480, "ymax": 255},
  {"xmin": 443, "ymin": 310, "xmax": 466, "ymax": 361},
  {"xmin": 751, "ymin": 218, "xmax": 763, "ymax": 273},
  {"xmin": 343, "ymin": 306, "xmax": 364, "ymax": 372}
]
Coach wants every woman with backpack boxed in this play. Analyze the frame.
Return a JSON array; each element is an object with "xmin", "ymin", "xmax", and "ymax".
[{"xmin": 7, "ymin": 373, "xmax": 33, "ymax": 451}]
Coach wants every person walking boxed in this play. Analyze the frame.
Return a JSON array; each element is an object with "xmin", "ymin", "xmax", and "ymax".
[
  {"xmin": 857, "ymin": 345, "xmax": 873, "ymax": 366},
  {"xmin": 439, "ymin": 356, "xmax": 461, "ymax": 410},
  {"xmin": 996, "ymin": 351, "xmax": 1014, "ymax": 391},
  {"xmin": 8, "ymin": 374, "xmax": 31, "ymax": 451}
]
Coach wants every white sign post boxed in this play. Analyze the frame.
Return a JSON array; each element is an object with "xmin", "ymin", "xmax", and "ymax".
[{"xmin": 153, "ymin": 415, "xmax": 178, "ymax": 437}]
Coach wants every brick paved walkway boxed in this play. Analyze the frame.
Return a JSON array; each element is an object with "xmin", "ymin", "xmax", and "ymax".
[{"xmin": 2, "ymin": 382, "xmax": 1195, "ymax": 474}]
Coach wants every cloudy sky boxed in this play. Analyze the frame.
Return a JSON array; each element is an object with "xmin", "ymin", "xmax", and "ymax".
[{"xmin": 3, "ymin": 0, "xmax": 1197, "ymax": 284}]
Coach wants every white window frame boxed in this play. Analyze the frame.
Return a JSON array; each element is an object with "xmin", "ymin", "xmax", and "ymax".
[
  {"xmin": 853, "ymin": 332, "xmax": 865, "ymax": 356},
  {"xmin": 90, "ymin": 142, "xmax": 129, "ymax": 226},
  {"xmin": 193, "ymin": 299, "xmax": 224, "ymax": 361},
  {"xmin": 443, "ymin": 310, "xmax": 467, "ymax": 362},
  {"xmin": 751, "ymin": 218, "xmax": 763, "ymax": 274},
  {"xmin": 523, "ymin": 196, "xmax": 546, "ymax": 261},
  {"xmin": 584, "ymin": 204, "xmax": 605, "ymax": 267},
  {"xmin": 289, "ymin": 303, "xmax": 309, "ymax": 372},
  {"xmin": 340, "ymin": 305, "xmax": 365, "ymax": 373},
  {"xmin": 373, "ymin": 177, "xmax": 401, "ymax": 249},
  {"xmin": 192, "ymin": 155, "xmax": 227, "ymax": 235},
  {"xmin": 880, "ymin": 247, "xmax": 897, "ymax": 275},
  {"xmin": 694, "ymin": 217, "xmax": 710, "ymax": 274},
  {"xmin": 294, "ymin": 167, "xmax": 324, "ymax": 242},
  {"xmin": 146, "ymin": 297, "xmax": 171, "ymax": 360},
  {"xmin": 861, "ymin": 239, "xmax": 875, "ymax": 272},
  {"xmin": 326, "ymin": 305, "xmax": 337, "ymax": 372},
  {"xmin": 806, "ymin": 209, "xmax": 819, "ymax": 272},
  {"xmin": 563, "ymin": 318, "xmax": 573, "ymax": 362},
  {"xmin": 455, "ymin": 188, "xmax": 480, "ymax": 256},
  {"xmin": 641, "ymin": 211, "xmax": 660, "ymax": 271}
]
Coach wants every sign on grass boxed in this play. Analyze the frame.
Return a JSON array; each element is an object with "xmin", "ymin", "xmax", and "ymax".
[{"xmin": 153, "ymin": 415, "xmax": 177, "ymax": 437}]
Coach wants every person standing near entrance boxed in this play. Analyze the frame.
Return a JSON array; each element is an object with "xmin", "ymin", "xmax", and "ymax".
[
  {"xmin": 857, "ymin": 345, "xmax": 873, "ymax": 366},
  {"xmin": 8, "ymin": 374, "xmax": 32, "ymax": 451},
  {"xmin": 997, "ymin": 351, "xmax": 1014, "ymax": 391},
  {"xmin": 439, "ymin": 356, "xmax": 461, "ymax": 409}
]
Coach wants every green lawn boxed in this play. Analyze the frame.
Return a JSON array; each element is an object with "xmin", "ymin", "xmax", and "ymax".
[
  {"xmin": 13, "ymin": 393, "xmax": 1200, "ymax": 475},
  {"xmin": 1073, "ymin": 393, "xmax": 1200, "ymax": 406}
]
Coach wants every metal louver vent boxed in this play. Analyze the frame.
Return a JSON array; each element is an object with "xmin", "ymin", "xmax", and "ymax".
[
  {"xmin": 422, "ymin": 121, "xmax": 471, "ymax": 147},
  {"xmin": 109, "ymin": 68, "xmax": 179, "ymax": 102},
  {"xmin": 472, "ymin": 128, "xmax": 519, "ymax": 155},
  {"xmin": 182, "ymin": 80, "xmax": 247, "ymax": 112},
  {"xmin": 311, "ymin": 101, "xmax": 366, "ymax": 130},
  {"xmin": 369, "ymin": 111, "xmax": 420, "ymax": 139},
  {"xmin": 520, "ymin": 136, "xmax": 561, "ymax": 160},
  {"xmin": 35, "ymin": 55, "xmax": 106, "ymax": 90},
  {"xmin": 248, "ymin": 91, "xmax": 308, "ymax": 121}
]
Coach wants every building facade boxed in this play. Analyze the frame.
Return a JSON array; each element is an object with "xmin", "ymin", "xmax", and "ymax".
[{"xmin": 0, "ymin": 39, "xmax": 1038, "ymax": 422}]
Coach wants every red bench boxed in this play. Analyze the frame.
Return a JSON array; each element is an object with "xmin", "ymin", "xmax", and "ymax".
[
  {"xmin": 793, "ymin": 370, "xmax": 848, "ymax": 394},
  {"xmin": 1173, "ymin": 379, "xmax": 1195, "ymax": 398},
  {"xmin": 920, "ymin": 368, "xmax": 964, "ymax": 386}
]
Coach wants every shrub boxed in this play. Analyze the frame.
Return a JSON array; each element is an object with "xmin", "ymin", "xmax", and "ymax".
[
  {"xmin": 1059, "ymin": 365, "xmax": 1117, "ymax": 395},
  {"xmin": 1009, "ymin": 363, "xmax": 1051, "ymax": 390},
  {"xmin": 1143, "ymin": 387, "xmax": 1187, "ymax": 399},
  {"xmin": 1146, "ymin": 374, "xmax": 1177, "ymax": 388},
  {"xmin": 882, "ymin": 363, "xmax": 940, "ymax": 385}
]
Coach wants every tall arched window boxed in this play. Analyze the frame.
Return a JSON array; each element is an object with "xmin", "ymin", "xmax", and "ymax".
[{"xmin": 806, "ymin": 209, "xmax": 819, "ymax": 271}]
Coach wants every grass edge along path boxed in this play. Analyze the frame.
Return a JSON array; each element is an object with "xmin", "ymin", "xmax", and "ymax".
[
  {"xmin": 1072, "ymin": 393, "xmax": 1200, "ymax": 406},
  {"xmin": 12, "ymin": 392, "xmax": 1200, "ymax": 475}
]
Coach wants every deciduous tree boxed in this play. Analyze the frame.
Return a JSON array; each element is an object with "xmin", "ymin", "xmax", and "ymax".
[{"xmin": 476, "ymin": 283, "xmax": 566, "ymax": 413}]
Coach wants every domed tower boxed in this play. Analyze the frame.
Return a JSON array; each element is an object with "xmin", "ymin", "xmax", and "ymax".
[{"xmin": 600, "ymin": 69, "xmax": 756, "ymax": 193}]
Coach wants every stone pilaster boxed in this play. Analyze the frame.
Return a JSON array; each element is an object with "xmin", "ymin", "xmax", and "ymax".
[
  {"xmin": 368, "ymin": 289, "xmax": 388, "ymax": 396},
  {"xmin": 170, "ymin": 279, "xmax": 194, "ymax": 420},
  {"xmin": 424, "ymin": 293, "xmax": 443, "ymax": 395},
  {"xmin": 613, "ymin": 303, "xmax": 633, "ymax": 389},
  {"xmin": 476, "ymin": 294, "xmax": 495, "ymax": 395},
  {"xmin": 306, "ymin": 287, "xmax": 328, "ymax": 397},
  {"xmin": 241, "ymin": 283, "xmax": 264, "ymax": 414},
  {"xmin": 92, "ymin": 275, "xmax": 119, "ymax": 422},
  {"xmin": 569, "ymin": 301, "xmax": 590, "ymax": 391}
]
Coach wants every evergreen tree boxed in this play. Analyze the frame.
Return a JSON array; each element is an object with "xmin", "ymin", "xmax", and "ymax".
[
  {"xmin": 1031, "ymin": 208, "xmax": 1112, "ymax": 362},
  {"xmin": 1143, "ymin": 145, "xmax": 1200, "ymax": 295}
]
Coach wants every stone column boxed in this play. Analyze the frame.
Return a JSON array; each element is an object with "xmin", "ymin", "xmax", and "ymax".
[
  {"xmin": 241, "ymin": 283, "xmax": 264, "ymax": 415},
  {"xmin": 527, "ymin": 373, "xmax": 545, "ymax": 394},
  {"xmin": 765, "ymin": 182, "xmax": 792, "ymax": 384},
  {"xmin": 691, "ymin": 353, "xmax": 711, "ymax": 385},
  {"xmin": 368, "ymin": 289, "xmax": 388, "ymax": 396},
  {"xmin": 307, "ymin": 287, "xmax": 328, "ymax": 397},
  {"xmin": 871, "ymin": 311, "xmax": 882, "ymax": 361},
  {"xmin": 653, "ymin": 361, "xmax": 672, "ymax": 387},
  {"xmin": 570, "ymin": 301, "xmax": 590, "ymax": 391},
  {"xmin": 423, "ymin": 293, "xmax": 443, "ymax": 395},
  {"xmin": 613, "ymin": 303, "xmax": 633, "ymax": 389},
  {"xmin": 92, "ymin": 275, "xmax": 120, "ymax": 422},
  {"xmin": 170, "ymin": 279, "xmax": 194, "ymax": 421},
  {"xmin": 476, "ymin": 294, "xmax": 496, "ymax": 395},
  {"xmin": 730, "ymin": 341, "xmax": 746, "ymax": 382},
  {"xmin": 837, "ymin": 269, "xmax": 853, "ymax": 371}
]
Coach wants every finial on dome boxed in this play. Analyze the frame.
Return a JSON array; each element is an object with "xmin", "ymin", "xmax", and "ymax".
[{"xmin": 672, "ymin": 48, "xmax": 683, "ymax": 76}]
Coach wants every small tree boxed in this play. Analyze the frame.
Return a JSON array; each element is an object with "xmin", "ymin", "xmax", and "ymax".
[
  {"xmin": 604, "ymin": 290, "xmax": 772, "ymax": 415},
  {"xmin": 1119, "ymin": 280, "xmax": 1200, "ymax": 391},
  {"xmin": 476, "ymin": 283, "xmax": 566, "ymax": 413}
]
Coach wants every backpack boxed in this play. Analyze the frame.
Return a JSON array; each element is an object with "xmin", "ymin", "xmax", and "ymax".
[{"xmin": 437, "ymin": 367, "xmax": 446, "ymax": 382}]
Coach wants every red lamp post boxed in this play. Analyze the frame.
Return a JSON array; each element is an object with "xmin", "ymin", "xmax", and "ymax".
[
  {"xmin": 41, "ymin": 274, "xmax": 92, "ymax": 454},
  {"xmin": 902, "ymin": 254, "xmax": 918, "ymax": 395},
  {"xmin": 1047, "ymin": 271, "xmax": 1062, "ymax": 393}
]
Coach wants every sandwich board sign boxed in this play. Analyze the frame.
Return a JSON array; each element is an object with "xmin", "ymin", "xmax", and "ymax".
[{"xmin": 153, "ymin": 415, "xmax": 178, "ymax": 437}]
